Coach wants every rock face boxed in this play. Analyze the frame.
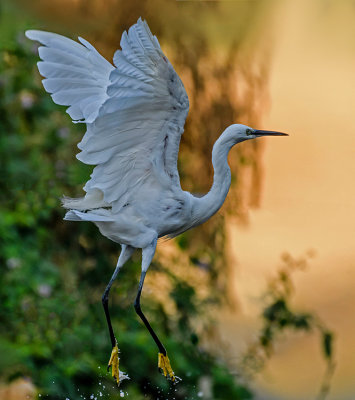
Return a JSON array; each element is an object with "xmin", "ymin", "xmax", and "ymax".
[{"xmin": 0, "ymin": 378, "xmax": 36, "ymax": 400}]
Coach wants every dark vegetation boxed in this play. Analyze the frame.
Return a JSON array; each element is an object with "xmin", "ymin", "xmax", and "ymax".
[
  {"xmin": 241, "ymin": 253, "xmax": 335, "ymax": 400},
  {"xmin": 0, "ymin": 1, "xmax": 263, "ymax": 398}
]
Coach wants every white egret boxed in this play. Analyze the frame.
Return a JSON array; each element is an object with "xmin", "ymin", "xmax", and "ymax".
[{"xmin": 25, "ymin": 18, "xmax": 287, "ymax": 385}]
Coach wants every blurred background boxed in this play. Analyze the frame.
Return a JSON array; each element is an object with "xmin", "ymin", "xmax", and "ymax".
[{"xmin": 0, "ymin": 0, "xmax": 354, "ymax": 399}]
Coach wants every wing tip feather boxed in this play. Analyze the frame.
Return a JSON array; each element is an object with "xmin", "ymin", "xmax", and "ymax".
[
  {"xmin": 25, "ymin": 30, "xmax": 41, "ymax": 41},
  {"xmin": 25, "ymin": 29, "xmax": 58, "ymax": 43}
]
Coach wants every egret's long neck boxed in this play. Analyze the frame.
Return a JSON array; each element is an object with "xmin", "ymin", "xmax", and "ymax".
[{"xmin": 192, "ymin": 134, "xmax": 234, "ymax": 225}]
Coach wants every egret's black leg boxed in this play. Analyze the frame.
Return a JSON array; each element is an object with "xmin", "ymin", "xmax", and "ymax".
[
  {"xmin": 134, "ymin": 270, "xmax": 166, "ymax": 355},
  {"xmin": 102, "ymin": 275, "xmax": 120, "ymax": 348},
  {"xmin": 134, "ymin": 238, "xmax": 177, "ymax": 382},
  {"xmin": 102, "ymin": 244, "xmax": 134, "ymax": 385},
  {"xmin": 102, "ymin": 245, "xmax": 134, "ymax": 347}
]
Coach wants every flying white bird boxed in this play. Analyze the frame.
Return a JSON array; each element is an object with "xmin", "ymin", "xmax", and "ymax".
[{"xmin": 25, "ymin": 18, "xmax": 287, "ymax": 386}]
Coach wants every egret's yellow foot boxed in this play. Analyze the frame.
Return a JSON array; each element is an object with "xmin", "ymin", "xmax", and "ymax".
[
  {"xmin": 108, "ymin": 343, "xmax": 129, "ymax": 386},
  {"xmin": 158, "ymin": 353, "xmax": 179, "ymax": 383}
]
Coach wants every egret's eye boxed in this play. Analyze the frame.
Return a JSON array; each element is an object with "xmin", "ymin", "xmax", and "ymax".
[{"xmin": 246, "ymin": 128, "xmax": 253, "ymax": 136}]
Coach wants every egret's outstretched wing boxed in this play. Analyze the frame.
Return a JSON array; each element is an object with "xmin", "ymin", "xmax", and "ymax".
[
  {"xmin": 27, "ymin": 19, "xmax": 189, "ymax": 213},
  {"xmin": 25, "ymin": 30, "xmax": 114, "ymax": 123}
]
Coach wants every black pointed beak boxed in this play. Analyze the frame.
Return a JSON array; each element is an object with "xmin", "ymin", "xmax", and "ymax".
[{"xmin": 254, "ymin": 130, "xmax": 289, "ymax": 137}]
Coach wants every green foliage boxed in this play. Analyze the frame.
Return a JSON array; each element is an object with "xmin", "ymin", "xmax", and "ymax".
[
  {"xmin": 0, "ymin": 4, "xmax": 252, "ymax": 399},
  {"xmin": 322, "ymin": 331, "xmax": 333, "ymax": 360},
  {"xmin": 241, "ymin": 253, "xmax": 336, "ymax": 400}
]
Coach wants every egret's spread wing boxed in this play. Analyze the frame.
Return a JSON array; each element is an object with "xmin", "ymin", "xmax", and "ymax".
[
  {"xmin": 27, "ymin": 19, "xmax": 189, "ymax": 213},
  {"xmin": 78, "ymin": 19, "xmax": 189, "ymax": 212},
  {"xmin": 25, "ymin": 30, "xmax": 114, "ymax": 123}
]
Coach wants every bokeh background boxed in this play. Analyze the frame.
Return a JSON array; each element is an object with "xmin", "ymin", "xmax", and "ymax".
[{"xmin": 0, "ymin": 1, "xmax": 354, "ymax": 399}]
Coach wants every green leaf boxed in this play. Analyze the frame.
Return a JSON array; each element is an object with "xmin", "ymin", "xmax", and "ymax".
[{"xmin": 323, "ymin": 331, "xmax": 333, "ymax": 360}]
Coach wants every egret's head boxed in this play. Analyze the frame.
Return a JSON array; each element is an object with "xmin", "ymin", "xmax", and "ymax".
[{"xmin": 223, "ymin": 124, "xmax": 288, "ymax": 145}]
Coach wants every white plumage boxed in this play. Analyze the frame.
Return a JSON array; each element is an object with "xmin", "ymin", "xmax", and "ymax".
[
  {"xmin": 26, "ymin": 18, "xmax": 287, "ymax": 384},
  {"xmin": 26, "ymin": 18, "xmax": 192, "ymax": 249}
]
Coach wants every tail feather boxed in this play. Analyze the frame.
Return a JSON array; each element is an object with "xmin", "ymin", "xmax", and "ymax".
[
  {"xmin": 64, "ymin": 209, "xmax": 114, "ymax": 222},
  {"xmin": 62, "ymin": 188, "xmax": 110, "ymax": 211}
]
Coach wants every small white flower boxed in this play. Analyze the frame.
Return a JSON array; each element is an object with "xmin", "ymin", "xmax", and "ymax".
[
  {"xmin": 37, "ymin": 284, "xmax": 52, "ymax": 298},
  {"xmin": 19, "ymin": 90, "xmax": 35, "ymax": 109},
  {"xmin": 57, "ymin": 127, "xmax": 70, "ymax": 138},
  {"xmin": 6, "ymin": 258, "xmax": 21, "ymax": 269}
]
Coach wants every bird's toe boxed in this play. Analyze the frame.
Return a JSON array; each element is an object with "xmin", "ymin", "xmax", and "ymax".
[
  {"xmin": 107, "ymin": 342, "xmax": 129, "ymax": 386},
  {"xmin": 158, "ymin": 352, "xmax": 180, "ymax": 383}
]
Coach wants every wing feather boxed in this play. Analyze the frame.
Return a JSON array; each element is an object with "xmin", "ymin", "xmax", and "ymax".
[
  {"xmin": 25, "ymin": 29, "xmax": 114, "ymax": 123},
  {"xmin": 26, "ymin": 18, "xmax": 189, "ymax": 213}
]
